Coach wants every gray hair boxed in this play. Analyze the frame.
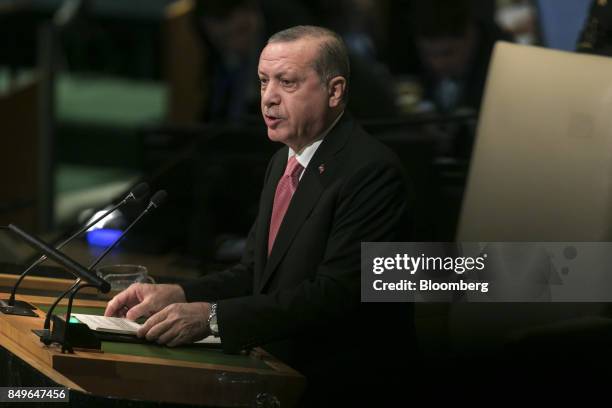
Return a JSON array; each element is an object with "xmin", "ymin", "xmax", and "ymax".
[{"xmin": 267, "ymin": 25, "xmax": 350, "ymax": 102}]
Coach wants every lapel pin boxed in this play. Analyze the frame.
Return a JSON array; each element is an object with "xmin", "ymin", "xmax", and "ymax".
[{"xmin": 318, "ymin": 163, "xmax": 325, "ymax": 174}]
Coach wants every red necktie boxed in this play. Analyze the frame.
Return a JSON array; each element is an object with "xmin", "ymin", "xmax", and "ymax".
[{"xmin": 268, "ymin": 156, "xmax": 303, "ymax": 255}]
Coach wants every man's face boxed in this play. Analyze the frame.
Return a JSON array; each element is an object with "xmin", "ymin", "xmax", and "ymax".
[
  {"xmin": 258, "ymin": 38, "xmax": 332, "ymax": 152},
  {"xmin": 200, "ymin": 7, "xmax": 260, "ymax": 58},
  {"xmin": 417, "ymin": 34, "xmax": 473, "ymax": 79}
]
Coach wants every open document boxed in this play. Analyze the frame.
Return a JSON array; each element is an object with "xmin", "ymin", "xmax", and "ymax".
[{"xmin": 72, "ymin": 313, "xmax": 221, "ymax": 345}]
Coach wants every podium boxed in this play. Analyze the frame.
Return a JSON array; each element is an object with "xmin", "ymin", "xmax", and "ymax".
[{"xmin": 0, "ymin": 292, "xmax": 305, "ymax": 407}]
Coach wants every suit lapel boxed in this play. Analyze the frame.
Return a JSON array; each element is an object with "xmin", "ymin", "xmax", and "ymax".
[{"xmin": 257, "ymin": 113, "xmax": 354, "ymax": 292}]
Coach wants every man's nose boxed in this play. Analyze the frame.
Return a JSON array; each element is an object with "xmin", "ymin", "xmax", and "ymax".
[{"xmin": 262, "ymin": 81, "xmax": 281, "ymax": 106}]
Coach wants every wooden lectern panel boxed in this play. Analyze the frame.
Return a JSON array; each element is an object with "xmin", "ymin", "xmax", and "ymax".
[{"xmin": 0, "ymin": 293, "xmax": 305, "ymax": 407}]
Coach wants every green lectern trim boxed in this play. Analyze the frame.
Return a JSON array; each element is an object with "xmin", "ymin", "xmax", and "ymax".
[{"xmin": 36, "ymin": 304, "xmax": 270, "ymax": 370}]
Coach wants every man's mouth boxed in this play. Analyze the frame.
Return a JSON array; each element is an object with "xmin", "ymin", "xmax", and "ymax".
[{"xmin": 264, "ymin": 114, "xmax": 283, "ymax": 128}]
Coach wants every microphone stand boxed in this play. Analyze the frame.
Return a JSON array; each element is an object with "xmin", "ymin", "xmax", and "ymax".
[
  {"xmin": 1, "ymin": 224, "xmax": 109, "ymax": 352},
  {"xmin": 35, "ymin": 191, "xmax": 167, "ymax": 351},
  {"xmin": 41, "ymin": 282, "xmax": 100, "ymax": 354},
  {"xmin": 0, "ymin": 183, "xmax": 148, "ymax": 316},
  {"xmin": 40, "ymin": 216, "xmax": 145, "ymax": 334}
]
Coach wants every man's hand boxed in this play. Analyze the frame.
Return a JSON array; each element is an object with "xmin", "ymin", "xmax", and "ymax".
[
  {"xmin": 137, "ymin": 302, "xmax": 211, "ymax": 347},
  {"xmin": 104, "ymin": 283, "xmax": 186, "ymax": 321}
]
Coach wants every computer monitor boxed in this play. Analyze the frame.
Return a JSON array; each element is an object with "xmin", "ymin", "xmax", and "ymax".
[
  {"xmin": 458, "ymin": 41, "xmax": 612, "ymax": 241},
  {"xmin": 450, "ymin": 41, "xmax": 612, "ymax": 356}
]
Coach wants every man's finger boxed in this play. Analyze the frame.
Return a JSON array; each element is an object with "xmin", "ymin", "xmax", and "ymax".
[
  {"xmin": 104, "ymin": 293, "xmax": 130, "ymax": 317},
  {"xmin": 156, "ymin": 326, "xmax": 181, "ymax": 345},
  {"xmin": 144, "ymin": 317, "xmax": 174, "ymax": 343},
  {"xmin": 137, "ymin": 308, "xmax": 168, "ymax": 337},
  {"xmin": 125, "ymin": 301, "xmax": 154, "ymax": 321},
  {"xmin": 166, "ymin": 334, "xmax": 186, "ymax": 348},
  {"xmin": 117, "ymin": 305, "xmax": 128, "ymax": 318},
  {"xmin": 104, "ymin": 286, "xmax": 141, "ymax": 316}
]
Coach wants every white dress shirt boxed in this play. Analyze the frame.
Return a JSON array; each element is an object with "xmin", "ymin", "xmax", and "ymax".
[{"xmin": 288, "ymin": 111, "xmax": 344, "ymax": 180}]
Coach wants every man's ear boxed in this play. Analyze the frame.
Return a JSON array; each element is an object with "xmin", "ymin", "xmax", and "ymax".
[{"xmin": 327, "ymin": 76, "xmax": 347, "ymax": 108}]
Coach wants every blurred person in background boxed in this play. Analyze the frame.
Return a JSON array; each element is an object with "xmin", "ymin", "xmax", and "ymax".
[
  {"xmin": 577, "ymin": 0, "xmax": 612, "ymax": 56},
  {"xmin": 411, "ymin": 0, "xmax": 513, "ymax": 114},
  {"xmin": 494, "ymin": 0, "xmax": 539, "ymax": 45},
  {"xmin": 320, "ymin": 0, "xmax": 399, "ymax": 119},
  {"xmin": 193, "ymin": 0, "xmax": 313, "ymax": 121},
  {"xmin": 315, "ymin": 0, "xmax": 386, "ymax": 61}
]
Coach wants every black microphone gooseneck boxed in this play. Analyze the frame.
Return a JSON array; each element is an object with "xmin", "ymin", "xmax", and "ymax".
[
  {"xmin": 40, "ymin": 190, "xmax": 168, "ymax": 346},
  {"xmin": 7, "ymin": 224, "xmax": 112, "ymax": 292},
  {"xmin": 88, "ymin": 190, "xmax": 168, "ymax": 272},
  {"xmin": 59, "ymin": 282, "xmax": 98, "ymax": 353},
  {"xmin": 0, "ymin": 183, "xmax": 148, "ymax": 313}
]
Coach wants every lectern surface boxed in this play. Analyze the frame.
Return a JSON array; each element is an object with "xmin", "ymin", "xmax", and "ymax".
[{"xmin": 0, "ymin": 292, "xmax": 304, "ymax": 407}]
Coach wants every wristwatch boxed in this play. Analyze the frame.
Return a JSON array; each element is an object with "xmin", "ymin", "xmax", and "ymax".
[{"xmin": 207, "ymin": 302, "xmax": 219, "ymax": 337}]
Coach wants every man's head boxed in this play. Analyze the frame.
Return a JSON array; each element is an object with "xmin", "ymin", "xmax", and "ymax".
[
  {"xmin": 411, "ymin": 0, "xmax": 477, "ymax": 79},
  {"xmin": 258, "ymin": 26, "xmax": 350, "ymax": 152},
  {"xmin": 195, "ymin": 0, "xmax": 262, "ymax": 59}
]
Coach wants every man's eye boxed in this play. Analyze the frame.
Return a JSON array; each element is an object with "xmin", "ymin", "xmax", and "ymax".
[
  {"xmin": 260, "ymin": 78, "xmax": 268, "ymax": 86},
  {"xmin": 281, "ymin": 79, "xmax": 293, "ymax": 86}
]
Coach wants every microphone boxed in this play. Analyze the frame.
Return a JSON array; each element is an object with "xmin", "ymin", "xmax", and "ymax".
[
  {"xmin": 88, "ymin": 189, "xmax": 168, "ymax": 270},
  {"xmin": 0, "ymin": 182, "xmax": 149, "ymax": 315},
  {"xmin": 6, "ymin": 224, "xmax": 111, "ymax": 293},
  {"xmin": 42, "ymin": 190, "xmax": 168, "ymax": 332},
  {"xmin": 36, "ymin": 190, "xmax": 168, "ymax": 350}
]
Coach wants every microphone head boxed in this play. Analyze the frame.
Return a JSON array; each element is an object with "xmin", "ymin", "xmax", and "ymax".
[
  {"xmin": 128, "ymin": 182, "xmax": 150, "ymax": 201},
  {"xmin": 149, "ymin": 190, "xmax": 168, "ymax": 209},
  {"xmin": 98, "ymin": 280, "xmax": 111, "ymax": 294}
]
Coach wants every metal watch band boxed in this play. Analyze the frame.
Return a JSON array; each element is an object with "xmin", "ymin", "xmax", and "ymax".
[{"xmin": 207, "ymin": 302, "xmax": 219, "ymax": 336}]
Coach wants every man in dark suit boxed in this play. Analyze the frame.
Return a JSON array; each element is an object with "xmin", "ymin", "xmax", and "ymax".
[
  {"xmin": 106, "ymin": 25, "xmax": 414, "ymax": 406},
  {"xmin": 577, "ymin": 0, "xmax": 612, "ymax": 56}
]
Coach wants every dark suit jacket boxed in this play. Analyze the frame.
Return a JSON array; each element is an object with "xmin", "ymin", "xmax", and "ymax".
[{"xmin": 181, "ymin": 114, "xmax": 415, "ymax": 404}]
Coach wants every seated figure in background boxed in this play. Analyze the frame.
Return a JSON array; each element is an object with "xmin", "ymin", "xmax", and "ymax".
[{"xmin": 411, "ymin": 0, "xmax": 512, "ymax": 114}]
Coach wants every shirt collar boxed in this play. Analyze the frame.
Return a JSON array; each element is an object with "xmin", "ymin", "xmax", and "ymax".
[{"xmin": 288, "ymin": 111, "xmax": 344, "ymax": 170}]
